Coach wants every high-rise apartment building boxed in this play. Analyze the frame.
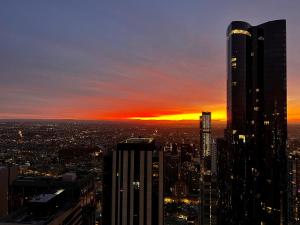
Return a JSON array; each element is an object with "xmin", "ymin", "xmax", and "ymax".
[
  {"xmin": 110, "ymin": 138, "xmax": 164, "ymax": 225},
  {"xmin": 219, "ymin": 20, "xmax": 288, "ymax": 225}
]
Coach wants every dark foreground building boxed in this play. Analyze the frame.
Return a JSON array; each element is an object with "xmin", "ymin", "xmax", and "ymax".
[
  {"xmin": 103, "ymin": 138, "xmax": 164, "ymax": 225},
  {"xmin": 218, "ymin": 20, "xmax": 288, "ymax": 225},
  {"xmin": 0, "ymin": 173, "xmax": 95, "ymax": 225}
]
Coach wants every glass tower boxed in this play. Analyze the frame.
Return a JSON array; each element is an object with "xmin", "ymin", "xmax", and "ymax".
[{"xmin": 221, "ymin": 20, "xmax": 288, "ymax": 225}]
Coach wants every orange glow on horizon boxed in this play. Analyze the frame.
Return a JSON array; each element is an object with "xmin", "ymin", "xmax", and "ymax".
[{"xmin": 128, "ymin": 111, "xmax": 226, "ymax": 121}]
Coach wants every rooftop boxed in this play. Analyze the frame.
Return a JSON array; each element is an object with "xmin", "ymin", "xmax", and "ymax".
[
  {"xmin": 29, "ymin": 189, "xmax": 64, "ymax": 203},
  {"xmin": 124, "ymin": 138, "xmax": 154, "ymax": 144}
]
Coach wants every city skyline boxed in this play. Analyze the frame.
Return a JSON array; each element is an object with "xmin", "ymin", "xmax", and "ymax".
[{"xmin": 1, "ymin": 1, "xmax": 300, "ymax": 122}]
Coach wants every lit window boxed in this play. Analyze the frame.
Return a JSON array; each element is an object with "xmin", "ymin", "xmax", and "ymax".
[
  {"xmin": 232, "ymin": 81, "xmax": 237, "ymax": 86},
  {"xmin": 232, "ymin": 130, "xmax": 237, "ymax": 134},
  {"xmin": 133, "ymin": 181, "xmax": 140, "ymax": 189},
  {"xmin": 231, "ymin": 57, "xmax": 237, "ymax": 62},
  {"xmin": 251, "ymin": 120, "xmax": 255, "ymax": 125},
  {"xmin": 264, "ymin": 121, "xmax": 270, "ymax": 125},
  {"xmin": 239, "ymin": 135, "xmax": 246, "ymax": 143},
  {"xmin": 258, "ymin": 36, "xmax": 264, "ymax": 41},
  {"xmin": 251, "ymin": 52, "xmax": 254, "ymax": 56},
  {"xmin": 229, "ymin": 29, "xmax": 251, "ymax": 37},
  {"xmin": 254, "ymin": 107, "xmax": 259, "ymax": 111},
  {"xmin": 256, "ymin": 88, "xmax": 260, "ymax": 92}
]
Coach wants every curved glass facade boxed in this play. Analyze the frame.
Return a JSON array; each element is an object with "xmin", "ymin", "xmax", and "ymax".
[{"xmin": 221, "ymin": 20, "xmax": 288, "ymax": 225}]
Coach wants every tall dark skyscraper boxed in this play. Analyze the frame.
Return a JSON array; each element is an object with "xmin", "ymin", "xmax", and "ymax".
[
  {"xmin": 110, "ymin": 138, "xmax": 164, "ymax": 225},
  {"xmin": 219, "ymin": 20, "xmax": 288, "ymax": 225}
]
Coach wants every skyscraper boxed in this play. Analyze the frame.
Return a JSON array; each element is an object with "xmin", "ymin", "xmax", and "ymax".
[
  {"xmin": 200, "ymin": 112, "xmax": 217, "ymax": 225},
  {"xmin": 110, "ymin": 138, "xmax": 164, "ymax": 225},
  {"xmin": 220, "ymin": 20, "xmax": 288, "ymax": 225},
  {"xmin": 200, "ymin": 112, "xmax": 212, "ymax": 158}
]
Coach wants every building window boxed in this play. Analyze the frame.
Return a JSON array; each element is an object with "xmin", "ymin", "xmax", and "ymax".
[
  {"xmin": 238, "ymin": 135, "xmax": 246, "ymax": 143},
  {"xmin": 232, "ymin": 62, "xmax": 237, "ymax": 69},
  {"xmin": 229, "ymin": 29, "xmax": 251, "ymax": 37},
  {"xmin": 258, "ymin": 36, "xmax": 264, "ymax": 41},
  {"xmin": 133, "ymin": 181, "xmax": 140, "ymax": 189}
]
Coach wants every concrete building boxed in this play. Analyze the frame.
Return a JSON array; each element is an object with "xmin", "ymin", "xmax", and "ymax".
[{"xmin": 109, "ymin": 138, "xmax": 164, "ymax": 225}]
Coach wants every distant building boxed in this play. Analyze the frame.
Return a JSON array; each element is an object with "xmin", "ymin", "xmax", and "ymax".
[
  {"xmin": 200, "ymin": 112, "xmax": 212, "ymax": 160},
  {"xmin": 200, "ymin": 172, "xmax": 217, "ymax": 225},
  {"xmin": 288, "ymin": 152, "xmax": 300, "ymax": 223},
  {"xmin": 211, "ymin": 139, "xmax": 217, "ymax": 175},
  {"xmin": 199, "ymin": 112, "xmax": 217, "ymax": 225},
  {"xmin": 180, "ymin": 144, "xmax": 193, "ymax": 163},
  {"xmin": 164, "ymin": 152, "xmax": 179, "ymax": 195},
  {"xmin": 110, "ymin": 138, "xmax": 164, "ymax": 225}
]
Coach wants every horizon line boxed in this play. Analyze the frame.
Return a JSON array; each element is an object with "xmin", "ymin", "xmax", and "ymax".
[{"xmin": 1, "ymin": 118, "xmax": 300, "ymax": 125}]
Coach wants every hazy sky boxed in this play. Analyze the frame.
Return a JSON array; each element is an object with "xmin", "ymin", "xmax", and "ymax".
[{"xmin": 1, "ymin": 1, "xmax": 299, "ymax": 121}]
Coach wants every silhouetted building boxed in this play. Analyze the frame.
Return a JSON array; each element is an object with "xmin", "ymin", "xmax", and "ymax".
[
  {"xmin": 102, "ymin": 150, "xmax": 113, "ymax": 225},
  {"xmin": 200, "ymin": 172, "xmax": 217, "ymax": 225},
  {"xmin": 211, "ymin": 139, "xmax": 217, "ymax": 175},
  {"xmin": 5, "ymin": 173, "xmax": 95, "ymax": 225},
  {"xmin": 219, "ymin": 20, "xmax": 288, "ymax": 225},
  {"xmin": 288, "ymin": 152, "xmax": 300, "ymax": 223},
  {"xmin": 0, "ymin": 166, "xmax": 18, "ymax": 218},
  {"xmin": 164, "ymin": 152, "xmax": 179, "ymax": 195},
  {"xmin": 180, "ymin": 144, "xmax": 193, "ymax": 163},
  {"xmin": 111, "ymin": 138, "xmax": 164, "ymax": 225},
  {"xmin": 216, "ymin": 138, "xmax": 230, "ymax": 225}
]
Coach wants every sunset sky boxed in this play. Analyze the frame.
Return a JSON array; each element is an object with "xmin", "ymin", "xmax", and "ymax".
[{"xmin": 0, "ymin": 1, "xmax": 300, "ymax": 122}]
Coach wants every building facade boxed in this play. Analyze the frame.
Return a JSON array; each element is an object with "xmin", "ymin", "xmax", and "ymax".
[
  {"xmin": 219, "ymin": 20, "xmax": 288, "ymax": 225},
  {"xmin": 200, "ymin": 112, "xmax": 217, "ymax": 225},
  {"xmin": 0, "ymin": 166, "xmax": 18, "ymax": 218},
  {"xmin": 0, "ymin": 172, "xmax": 95, "ymax": 225},
  {"xmin": 200, "ymin": 112, "xmax": 212, "ymax": 160},
  {"xmin": 110, "ymin": 138, "xmax": 164, "ymax": 225}
]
